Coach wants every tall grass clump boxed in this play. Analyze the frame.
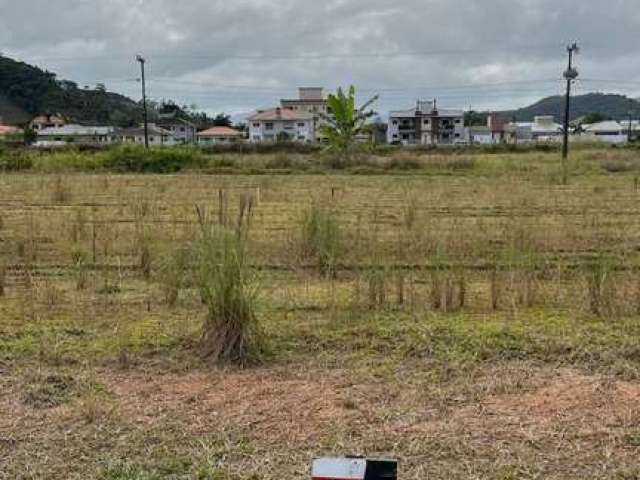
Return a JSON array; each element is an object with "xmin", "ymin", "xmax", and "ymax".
[
  {"xmin": 158, "ymin": 245, "xmax": 190, "ymax": 307},
  {"xmin": 195, "ymin": 202, "xmax": 262, "ymax": 365},
  {"xmin": 300, "ymin": 202, "xmax": 342, "ymax": 276}
]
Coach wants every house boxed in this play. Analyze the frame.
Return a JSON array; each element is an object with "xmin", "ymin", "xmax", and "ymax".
[
  {"xmin": 466, "ymin": 126, "xmax": 494, "ymax": 144},
  {"xmin": 197, "ymin": 126, "xmax": 244, "ymax": 145},
  {"xmin": 114, "ymin": 124, "xmax": 177, "ymax": 146},
  {"xmin": 247, "ymin": 107, "xmax": 315, "ymax": 143},
  {"xmin": 580, "ymin": 121, "xmax": 628, "ymax": 144},
  {"xmin": 30, "ymin": 113, "xmax": 68, "ymax": 132},
  {"xmin": 35, "ymin": 124, "xmax": 116, "ymax": 147},
  {"xmin": 387, "ymin": 100, "xmax": 465, "ymax": 145},
  {"xmin": 531, "ymin": 116, "xmax": 563, "ymax": 141},
  {"xmin": 505, "ymin": 116, "xmax": 563, "ymax": 144},
  {"xmin": 156, "ymin": 110, "xmax": 197, "ymax": 144},
  {"xmin": 467, "ymin": 113, "xmax": 508, "ymax": 145},
  {"xmin": 280, "ymin": 87, "xmax": 329, "ymax": 141}
]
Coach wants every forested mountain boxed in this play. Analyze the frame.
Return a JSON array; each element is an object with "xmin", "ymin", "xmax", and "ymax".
[
  {"xmin": 0, "ymin": 55, "xmax": 145, "ymax": 127},
  {"xmin": 0, "ymin": 55, "xmax": 232, "ymax": 128},
  {"xmin": 505, "ymin": 93, "xmax": 640, "ymax": 122}
]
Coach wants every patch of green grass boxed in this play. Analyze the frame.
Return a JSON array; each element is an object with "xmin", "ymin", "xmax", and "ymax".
[
  {"xmin": 100, "ymin": 463, "xmax": 156, "ymax": 480},
  {"xmin": 273, "ymin": 309, "xmax": 640, "ymax": 378}
]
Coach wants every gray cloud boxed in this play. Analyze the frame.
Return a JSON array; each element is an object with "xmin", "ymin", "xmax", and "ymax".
[{"xmin": 1, "ymin": 0, "xmax": 639, "ymax": 116}]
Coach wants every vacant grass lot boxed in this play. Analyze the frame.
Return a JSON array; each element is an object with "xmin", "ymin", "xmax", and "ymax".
[{"xmin": 2, "ymin": 146, "xmax": 640, "ymax": 479}]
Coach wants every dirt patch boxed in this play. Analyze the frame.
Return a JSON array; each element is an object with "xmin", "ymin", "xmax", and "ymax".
[
  {"xmin": 406, "ymin": 369, "xmax": 640, "ymax": 439},
  {"xmin": 480, "ymin": 370, "xmax": 640, "ymax": 432},
  {"xmin": 109, "ymin": 368, "xmax": 381, "ymax": 444}
]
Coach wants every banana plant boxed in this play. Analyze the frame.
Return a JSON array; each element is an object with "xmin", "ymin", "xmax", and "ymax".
[{"xmin": 320, "ymin": 85, "xmax": 378, "ymax": 167}]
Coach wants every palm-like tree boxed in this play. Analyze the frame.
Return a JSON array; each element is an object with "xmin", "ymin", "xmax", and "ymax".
[{"xmin": 320, "ymin": 86, "xmax": 378, "ymax": 167}]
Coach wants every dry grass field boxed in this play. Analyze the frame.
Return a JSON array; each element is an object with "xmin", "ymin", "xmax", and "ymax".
[{"xmin": 2, "ymin": 146, "xmax": 640, "ymax": 479}]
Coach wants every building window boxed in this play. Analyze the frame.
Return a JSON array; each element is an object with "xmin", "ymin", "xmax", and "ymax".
[
  {"xmin": 392, "ymin": 120, "xmax": 398, "ymax": 126},
  {"xmin": 424, "ymin": 120, "xmax": 430, "ymax": 125},
  {"xmin": 297, "ymin": 123, "xmax": 305, "ymax": 127},
  {"xmin": 265, "ymin": 123, "xmax": 274, "ymax": 130},
  {"xmin": 180, "ymin": 127, "xmax": 185, "ymax": 132},
  {"xmin": 455, "ymin": 119, "xmax": 461, "ymax": 124},
  {"xmin": 402, "ymin": 134, "xmax": 409, "ymax": 140},
  {"xmin": 150, "ymin": 137, "xmax": 155, "ymax": 142},
  {"xmin": 252, "ymin": 123, "xmax": 260, "ymax": 128}
]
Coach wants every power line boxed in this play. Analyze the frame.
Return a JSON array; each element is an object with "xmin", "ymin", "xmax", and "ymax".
[{"xmin": 17, "ymin": 44, "xmax": 565, "ymax": 63}]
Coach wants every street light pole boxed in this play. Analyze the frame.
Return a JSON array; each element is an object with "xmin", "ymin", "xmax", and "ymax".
[
  {"xmin": 136, "ymin": 55, "xmax": 149, "ymax": 148},
  {"xmin": 562, "ymin": 43, "xmax": 579, "ymax": 185}
]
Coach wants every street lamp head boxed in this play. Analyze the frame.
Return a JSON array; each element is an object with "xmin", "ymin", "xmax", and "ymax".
[
  {"xmin": 564, "ymin": 67, "xmax": 579, "ymax": 80},
  {"xmin": 136, "ymin": 55, "xmax": 145, "ymax": 63}
]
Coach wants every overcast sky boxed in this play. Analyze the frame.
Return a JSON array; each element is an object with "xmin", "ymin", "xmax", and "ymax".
[{"xmin": 2, "ymin": 0, "xmax": 640, "ymax": 118}]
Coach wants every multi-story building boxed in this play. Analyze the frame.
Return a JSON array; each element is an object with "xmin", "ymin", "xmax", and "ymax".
[
  {"xmin": 387, "ymin": 100, "xmax": 465, "ymax": 145},
  {"xmin": 156, "ymin": 110, "xmax": 197, "ymax": 144},
  {"xmin": 280, "ymin": 87, "xmax": 329, "ymax": 141},
  {"xmin": 247, "ymin": 107, "xmax": 315, "ymax": 143}
]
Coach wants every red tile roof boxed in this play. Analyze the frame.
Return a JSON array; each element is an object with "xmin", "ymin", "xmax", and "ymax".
[
  {"xmin": 197, "ymin": 126, "xmax": 243, "ymax": 137},
  {"xmin": 247, "ymin": 108, "xmax": 313, "ymax": 121},
  {"xmin": 0, "ymin": 125, "xmax": 20, "ymax": 136}
]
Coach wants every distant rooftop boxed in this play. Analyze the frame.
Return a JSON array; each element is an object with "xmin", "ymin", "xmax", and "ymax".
[
  {"xmin": 198, "ymin": 126, "xmax": 243, "ymax": 137},
  {"xmin": 247, "ymin": 108, "xmax": 314, "ymax": 121},
  {"xmin": 115, "ymin": 125, "xmax": 172, "ymax": 136},
  {"xmin": 390, "ymin": 100, "xmax": 463, "ymax": 118},
  {"xmin": 281, "ymin": 87, "xmax": 326, "ymax": 104},
  {"xmin": 38, "ymin": 124, "xmax": 114, "ymax": 136}
]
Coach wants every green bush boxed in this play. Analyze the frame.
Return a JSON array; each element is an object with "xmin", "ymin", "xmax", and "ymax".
[
  {"xmin": 102, "ymin": 145, "xmax": 207, "ymax": 173},
  {"xmin": 0, "ymin": 151, "xmax": 34, "ymax": 171}
]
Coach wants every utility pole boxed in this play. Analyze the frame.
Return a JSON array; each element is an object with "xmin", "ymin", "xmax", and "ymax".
[
  {"xmin": 562, "ymin": 43, "xmax": 579, "ymax": 185},
  {"xmin": 136, "ymin": 55, "xmax": 149, "ymax": 148},
  {"xmin": 628, "ymin": 103, "xmax": 634, "ymax": 144}
]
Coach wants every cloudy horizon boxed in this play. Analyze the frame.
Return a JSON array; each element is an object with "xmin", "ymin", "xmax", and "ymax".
[{"xmin": 2, "ymin": 0, "xmax": 640, "ymax": 117}]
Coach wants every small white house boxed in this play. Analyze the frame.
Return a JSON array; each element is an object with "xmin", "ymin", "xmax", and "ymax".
[
  {"xmin": 114, "ymin": 124, "xmax": 177, "ymax": 146},
  {"xmin": 35, "ymin": 124, "xmax": 116, "ymax": 147},
  {"xmin": 197, "ymin": 126, "xmax": 244, "ymax": 145},
  {"xmin": 247, "ymin": 107, "xmax": 315, "ymax": 143},
  {"xmin": 581, "ymin": 121, "xmax": 628, "ymax": 144}
]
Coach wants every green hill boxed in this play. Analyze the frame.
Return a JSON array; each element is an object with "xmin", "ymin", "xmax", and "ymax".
[
  {"xmin": 0, "ymin": 55, "xmax": 144, "ymax": 127},
  {"xmin": 506, "ymin": 93, "xmax": 640, "ymax": 122}
]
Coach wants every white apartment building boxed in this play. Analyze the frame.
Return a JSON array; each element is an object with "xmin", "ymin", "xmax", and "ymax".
[
  {"xmin": 247, "ymin": 107, "xmax": 315, "ymax": 143},
  {"xmin": 388, "ymin": 100, "xmax": 465, "ymax": 145},
  {"xmin": 280, "ymin": 87, "xmax": 329, "ymax": 141}
]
